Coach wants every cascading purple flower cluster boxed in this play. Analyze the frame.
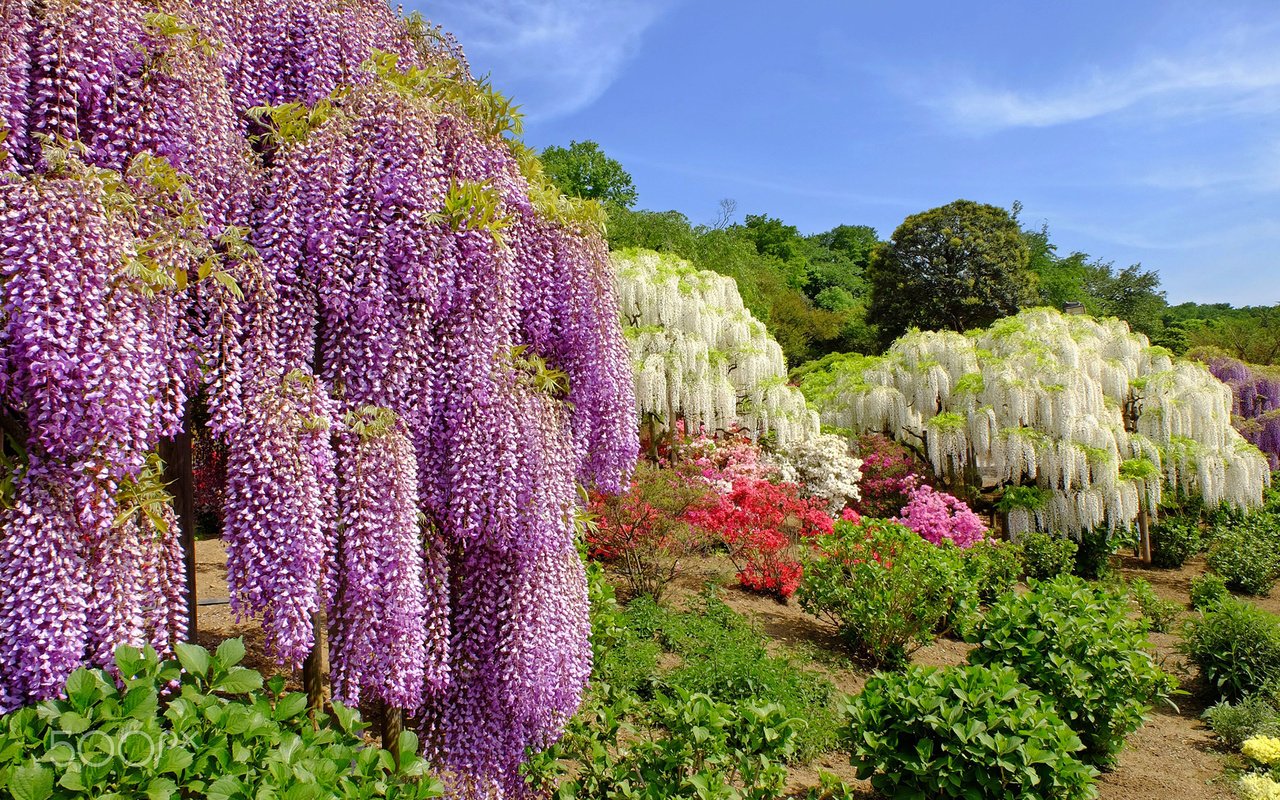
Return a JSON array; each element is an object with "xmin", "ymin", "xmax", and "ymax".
[
  {"xmin": 222, "ymin": 370, "xmax": 337, "ymax": 666},
  {"xmin": 0, "ymin": 164, "xmax": 195, "ymax": 707},
  {"xmin": 0, "ymin": 0, "xmax": 638, "ymax": 794},
  {"xmin": 329, "ymin": 407, "xmax": 430, "ymax": 709},
  {"xmin": 1206, "ymin": 355, "xmax": 1280, "ymax": 469}
]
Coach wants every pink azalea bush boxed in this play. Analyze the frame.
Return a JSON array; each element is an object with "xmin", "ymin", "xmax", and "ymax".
[{"xmin": 894, "ymin": 485, "xmax": 988, "ymax": 549}]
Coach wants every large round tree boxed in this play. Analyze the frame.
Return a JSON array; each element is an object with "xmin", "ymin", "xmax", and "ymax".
[{"xmin": 868, "ymin": 200, "xmax": 1037, "ymax": 347}]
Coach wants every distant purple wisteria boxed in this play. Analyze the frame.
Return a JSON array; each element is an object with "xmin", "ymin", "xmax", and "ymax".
[
  {"xmin": 0, "ymin": 0, "xmax": 638, "ymax": 794},
  {"xmin": 1205, "ymin": 355, "xmax": 1280, "ymax": 470}
]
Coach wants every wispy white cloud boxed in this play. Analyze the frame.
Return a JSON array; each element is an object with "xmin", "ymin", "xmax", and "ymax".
[
  {"xmin": 420, "ymin": 0, "xmax": 673, "ymax": 121},
  {"xmin": 930, "ymin": 26, "xmax": 1280, "ymax": 132}
]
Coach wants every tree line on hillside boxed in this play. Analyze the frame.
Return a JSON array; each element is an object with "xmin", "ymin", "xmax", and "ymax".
[{"xmin": 541, "ymin": 140, "xmax": 1280, "ymax": 369}]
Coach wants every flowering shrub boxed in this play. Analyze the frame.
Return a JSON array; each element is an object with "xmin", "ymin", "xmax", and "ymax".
[
  {"xmin": 771, "ymin": 433, "xmax": 863, "ymax": 515},
  {"xmin": 686, "ymin": 478, "xmax": 833, "ymax": 599},
  {"xmin": 588, "ymin": 462, "xmax": 714, "ymax": 601},
  {"xmin": 679, "ymin": 427, "xmax": 779, "ymax": 491},
  {"xmin": 894, "ymin": 484, "xmax": 987, "ymax": 548},
  {"xmin": 1244, "ymin": 735, "xmax": 1280, "ymax": 766},
  {"xmin": 850, "ymin": 434, "xmax": 926, "ymax": 519},
  {"xmin": 1240, "ymin": 774, "xmax": 1280, "ymax": 800}
]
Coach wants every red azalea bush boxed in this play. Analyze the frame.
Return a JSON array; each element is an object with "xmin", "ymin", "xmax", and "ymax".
[
  {"xmin": 895, "ymin": 484, "xmax": 988, "ymax": 549},
  {"xmin": 587, "ymin": 460, "xmax": 714, "ymax": 601},
  {"xmin": 686, "ymin": 477, "xmax": 833, "ymax": 599}
]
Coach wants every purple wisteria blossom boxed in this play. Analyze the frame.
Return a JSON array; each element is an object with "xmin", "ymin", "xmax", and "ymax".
[{"xmin": 0, "ymin": 2, "xmax": 638, "ymax": 795}]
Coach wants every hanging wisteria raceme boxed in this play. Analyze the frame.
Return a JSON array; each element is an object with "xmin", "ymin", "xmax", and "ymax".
[
  {"xmin": 1201, "ymin": 352, "xmax": 1280, "ymax": 470},
  {"xmin": 222, "ymin": 370, "xmax": 337, "ymax": 667},
  {"xmin": 799, "ymin": 308, "xmax": 1271, "ymax": 535},
  {"xmin": 614, "ymin": 248, "xmax": 818, "ymax": 446},
  {"xmin": 0, "ymin": 1, "xmax": 638, "ymax": 792},
  {"xmin": 0, "ymin": 152, "xmax": 209, "ymax": 707},
  {"xmin": 329, "ymin": 407, "xmax": 429, "ymax": 709}
]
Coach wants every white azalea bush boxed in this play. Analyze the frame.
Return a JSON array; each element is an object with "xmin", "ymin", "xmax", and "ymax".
[{"xmin": 771, "ymin": 433, "xmax": 863, "ymax": 515}]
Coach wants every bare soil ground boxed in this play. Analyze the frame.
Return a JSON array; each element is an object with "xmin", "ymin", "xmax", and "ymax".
[{"xmin": 195, "ymin": 540, "xmax": 1275, "ymax": 799}]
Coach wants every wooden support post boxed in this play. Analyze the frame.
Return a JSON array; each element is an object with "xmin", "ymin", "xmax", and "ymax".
[
  {"xmin": 1137, "ymin": 506, "xmax": 1152, "ymax": 565},
  {"xmin": 302, "ymin": 608, "xmax": 328, "ymax": 711},
  {"xmin": 159, "ymin": 407, "xmax": 198, "ymax": 639},
  {"xmin": 381, "ymin": 704, "xmax": 404, "ymax": 768}
]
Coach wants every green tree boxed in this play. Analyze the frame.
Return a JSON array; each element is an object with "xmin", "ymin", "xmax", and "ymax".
[
  {"xmin": 1079, "ymin": 262, "xmax": 1166, "ymax": 336},
  {"xmin": 868, "ymin": 199, "xmax": 1037, "ymax": 345},
  {"xmin": 540, "ymin": 140, "xmax": 638, "ymax": 208}
]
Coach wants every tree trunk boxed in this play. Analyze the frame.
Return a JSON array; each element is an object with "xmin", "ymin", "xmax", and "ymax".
[
  {"xmin": 159, "ymin": 405, "xmax": 198, "ymax": 639},
  {"xmin": 1137, "ymin": 505, "xmax": 1152, "ymax": 565},
  {"xmin": 381, "ymin": 704, "xmax": 404, "ymax": 768},
  {"xmin": 302, "ymin": 608, "xmax": 328, "ymax": 711}
]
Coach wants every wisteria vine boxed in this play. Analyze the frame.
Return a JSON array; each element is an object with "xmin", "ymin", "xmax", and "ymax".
[{"xmin": 0, "ymin": 1, "xmax": 638, "ymax": 796}]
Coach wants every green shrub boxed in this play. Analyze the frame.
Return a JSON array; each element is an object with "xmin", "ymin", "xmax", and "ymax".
[
  {"xmin": 1189, "ymin": 573, "xmax": 1230, "ymax": 611},
  {"xmin": 1181, "ymin": 598, "xmax": 1280, "ymax": 702},
  {"xmin": 1018, "ymin": 531, "xmax": 1077, "ymax": 580},
  {"xmin": 646, "ymin": 593, "xmax": 842, "ymax": 760},
  {"xmin": 1073, "ymin": 525, "xmax": 1119, "ymax": 580},
  {"xmin": 0, "ymin": 640, "xmax": 440, "ymax": 800},
  {"xmin": 587, "ymin": 563, "xmax": 661, "ymax": 696},
  {"xmin": 1129, "ymin": 578, "xmax": 1182, "ymax": 633},
  {"xmin": 969, "ymin": 576, "xmax": 1176, "ymax": 765},
  {"xmin": 847, "ymin": 665, "xmax": 1098, "ymax": 799},
  {"xmin": 1150, "ymin": 517, "xmax": 1203, "ymax": 568},
  {"xmin": 798, "ymin": 519, "xmax": 966, "ymax": 669},
  {"xmin": 1202, "ymin": 695, "xmax": 1280, "ymax": 749},
  {"xmin": 962, "ymin": 539, "xmax": 1023, "ymax": 604},
  {"xmin": 529, "ymin": 688, "xmax": 801, "ymax": 800},
  {"xmin": 1207, "ymin": 514, "xmax": 1280, "ymax": 596}
]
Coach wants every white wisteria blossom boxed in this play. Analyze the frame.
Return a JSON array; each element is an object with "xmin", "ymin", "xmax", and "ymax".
[
  {"xmin": 799, "ymin": 308, "xmax": 1271, "ymax": 535},
  {"xmin": 614, "ymin": 249, "xmax": 819, "ymax": 446}
]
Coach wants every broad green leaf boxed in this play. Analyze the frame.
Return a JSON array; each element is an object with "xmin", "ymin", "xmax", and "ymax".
[
  {"xmin": 64, "ymin": 670, "xmax": 99, "ymax": 710},
  {"xmin": 174, "ymin": 643, "xmax": 211, "ymax": 678},
  {"xmin": 63, "ymin": 710, "xmax": 100, "ymax": 737},
  {"xmin": 215, "ymin": 639, "xmax": 246, "ymax": 669},
  {"xmin": 8, "ymin": 763, "xmax": 54, "ymax": 800},
  {"xmin": 213, "ymin": 668, "xmax": 263, "ymax": 695}
]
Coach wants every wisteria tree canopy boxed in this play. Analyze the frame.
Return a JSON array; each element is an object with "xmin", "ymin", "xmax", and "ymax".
[
  {"xmin": 799, "ymin": 308, "xmax": 1271, "ymax": 536},
  {"xmin": 1197, "ymin": 350, "xmax": 1280, "ymax": 470},
  {"xmin": 614, "ymin": 248, "xmax": 818, "ymax": 446},
  {"xmin": 0, "ymin": 0, "xmax": 638, "ymax": 795}
]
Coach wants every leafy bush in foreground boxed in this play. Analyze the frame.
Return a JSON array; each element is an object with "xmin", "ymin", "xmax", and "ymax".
[
  {"xmin": 847, "ymin": 665, "xmax": 1098, "ymax": 799},
  {"xmin": 969, "ymin": 576, "xmax": 1175, "ymax": 765},
  {"xmin": 798, "ymin": 519, "xmax": 966, "ymax": 669},
  {"xmin": 1181, "ymin": 598, "xmax": 1280, "ymax": 702},
  {"xmin": 526, "ymin": 688, "xmax": 800, "ymax": 800},
  {"xmin": 641, "ymin": 593, "xmax": 842, "ymax": 759},
  {"xmin": 0, "ymin": 640, "xmax": 440, "ymax": 799}
]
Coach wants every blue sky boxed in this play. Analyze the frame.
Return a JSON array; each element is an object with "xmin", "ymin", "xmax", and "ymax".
[{"xmin": 411, "ymin": 1, "xmax": 1280, "ymax": 306}]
